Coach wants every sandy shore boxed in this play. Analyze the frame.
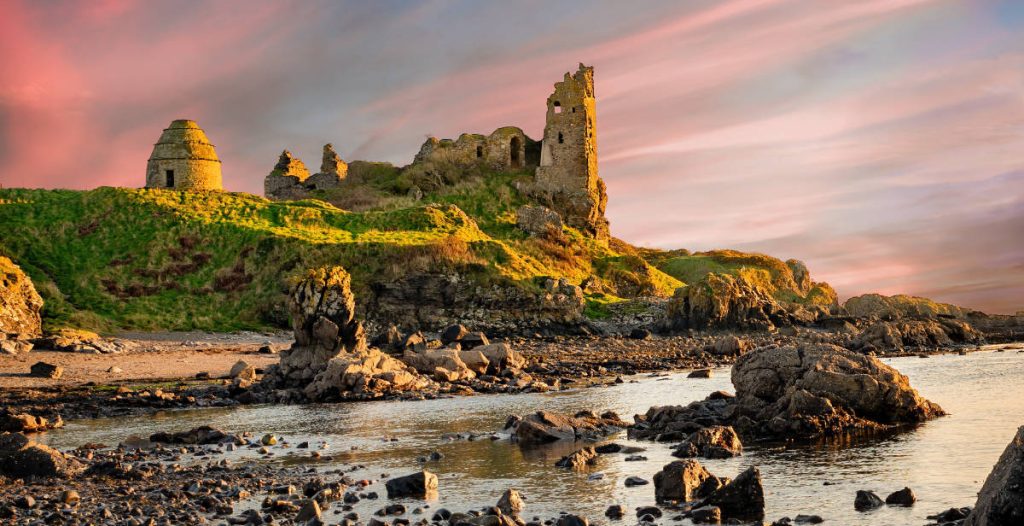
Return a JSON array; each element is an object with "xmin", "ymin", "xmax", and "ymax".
[{"xmin": 0, "ymin": 331, "xmax": 290, "ymax": 389}]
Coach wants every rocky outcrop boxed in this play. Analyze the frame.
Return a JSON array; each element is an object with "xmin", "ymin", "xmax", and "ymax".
[
  {"xmin": 633, "ymin": 343, "xmax": 944, "ymax": 441},
  {"xmin": 516, "ymin": 205, "xmax": 563, "ymax": 237},
  {"xmin": 0, "ymin": 411, "xmax": 63, "ymax": 433},
  {"xmin": 509, "ymin": 410, "xmax": 629, "ymax": 445},
  {"xmin": 844, "ymin": 293, "xmax": 971, "ymax": 319},
  {"xmin": 965, "ymin": 425, "xmax": 1024, "ymax": 526},
  {"xmin": 850, "ymin": 319, "xmax": 982, "ymax": 352},
  {"xmin": 0, "ymin": 256, "xmax": 43, "ymax": 338},
  {"xmin": 261, "ymin": 266, "xmax": 430, "ymax": 401},
  {"xmin": 730, "ymin": 344, "xmax": 945, "ymax": 438},
  {"xmin": 365, "ymin": 274, "xmax": 585, "ymax": 335},
  {"xmin": 667, "ymin": 272, "xmax": 789, "ymax": 331},
  {"xmin": 0, "ymin": 432, "xmax": 80, "ymax": 479},
  {"xmin": 274, "ymin": 267, "xmax": 366, "ymax": 384}
]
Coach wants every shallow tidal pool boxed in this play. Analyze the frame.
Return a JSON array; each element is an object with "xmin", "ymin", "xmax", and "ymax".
[{"xmin": 45, "ymin": 345, "xmax": 1024, "ymax": 525}]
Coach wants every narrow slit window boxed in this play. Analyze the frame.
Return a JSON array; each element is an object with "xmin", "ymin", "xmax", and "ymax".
[
  {"xmin": 557, "ymin": 132, "xmax": 564, "ymax": 144},
  {"xmin": 166, "ymin": 169, "xmax": 175, "ymax": 188},
  {"xmin": 476, "ymin": 145, "xmax": 483, "ymax": 158}
]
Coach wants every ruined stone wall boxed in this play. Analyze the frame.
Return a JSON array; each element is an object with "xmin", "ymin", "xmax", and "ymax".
[
  {"xmin": 533, "ymin": 64, "xmax": 608, "ymax": 239},
  {"xmin": 145, "ymin": 120, "xmax": 223, "ymax": 191},
  {"xmin": 414, "ymin": 127, "xmax": 535, "ymax": 172},
  {"xmin": 265, "ymin": 145, "xmax": 347, "ymax": 201}
]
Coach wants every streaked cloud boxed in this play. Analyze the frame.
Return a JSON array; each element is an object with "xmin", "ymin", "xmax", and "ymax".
[{"xmin": 1, "ymin": 0, "xmax": 1021, "ymax": 313}]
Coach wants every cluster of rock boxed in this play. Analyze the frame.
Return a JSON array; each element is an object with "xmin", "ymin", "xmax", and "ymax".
[
  {"xmin": 264, "ymin": 144, "xmax": 348, "ymax": 201},
  {"xmin": 632, "ymin": 343, "xmax": 945, "ymax": 441},
  {"xmin": 507, "ymin": 410, "xmax": 629, "ymax": 445},
  {"xmin": 652, "ymin": 460, "xmax": 764, "ymax": 522},
  {"xmin": 0, "ymin": 256, "xmax": 43, "ymax": 355},
  {"xmin": 258, "ymin": 266, "xmax": 431, "ymax": 402}
]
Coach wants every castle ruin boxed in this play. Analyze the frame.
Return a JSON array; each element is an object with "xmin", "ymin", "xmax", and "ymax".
[
  {"xmin": 259, "ymin": 63, "xmax": 608, "ymax": 237},
  {"xmin": 532, "ymin": 64, "xmax": 608, "ymax": 238},
  {"xmin": 145, "ymin": 119, "xmax": 223, "ymax": 191},
  {"xmin": 264, "ymin": 144, "xmax": 348, "ymax": 200}
]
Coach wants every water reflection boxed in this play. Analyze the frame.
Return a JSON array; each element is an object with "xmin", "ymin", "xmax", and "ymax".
[{"xmin": 45, "ymin": 348, "xmax": 1024, "ymax": 525}]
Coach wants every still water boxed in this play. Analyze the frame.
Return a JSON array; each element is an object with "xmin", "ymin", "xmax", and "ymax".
[{"xmin": 46, "ymin": 346, "xmax": 1024, "ymax": 525}]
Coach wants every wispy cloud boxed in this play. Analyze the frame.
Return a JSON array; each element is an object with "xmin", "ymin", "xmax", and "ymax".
[{"xmin": 1, "ymin": 0, "xmax": 1021, "ymax": 313}]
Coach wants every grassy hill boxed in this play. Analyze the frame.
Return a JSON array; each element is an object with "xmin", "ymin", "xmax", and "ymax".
[{"xmin": 0, "ymin": 175, "xmax": 836, "ymax": 333}]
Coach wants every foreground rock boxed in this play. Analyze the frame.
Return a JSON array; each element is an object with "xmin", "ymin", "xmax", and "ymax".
[
  {"xmin": 0, "ymin": 432, "xmax": 80, "ymax": 479},
  {"xmin": 385, "ymin": 470, "xmax": 438, "ymax": 498},
  {"xmin": 632, "ymin": 343, "xmax": 944, "ymax": 441},
  {"xmin": 965, "ymin": 425, "xmax": 1024, "ymax": 526},
  {"xmin": 0, "ymin": 410, "xmax": 63, "ymax": 433},
  {"xmin": 509, "ymin": 410, "xmax": 629, "ymax": 445},
  {"xmin": 698, "ymin": 466, "xmax": 765, "ymax": 521},
  {"xmin": 653, "ymin": 459, "xmax": 765, "ymax": 521},
  {"xmin": 672, "ymin": 425, "xmax": 742, "ymax": 459},
  {"xmin": 0, "ymin": 256, "xmax": 43, "ymax": 338},
  {"xmin": 731, "ymin": 344, "xmax": 946, "ymax": 438}
]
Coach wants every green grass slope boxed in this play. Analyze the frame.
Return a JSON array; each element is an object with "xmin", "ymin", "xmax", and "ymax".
[{"xmin": 1, "ymin": 173, "xmax": 839, "ymax": 332}]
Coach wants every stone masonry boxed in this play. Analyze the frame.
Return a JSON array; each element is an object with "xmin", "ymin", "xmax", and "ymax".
[
  {"xmin": 145, "ymin": 119, "xmax": 223, "ymax": 191},
  {"xmin": 533, "ymin": 63, "xmax": 608, "ymax": 239}
]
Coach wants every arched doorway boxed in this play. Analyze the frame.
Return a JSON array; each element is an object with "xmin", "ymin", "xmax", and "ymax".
[{"xmin": 510, "ymin": 136, "xmax": 521, "ymax": 168}]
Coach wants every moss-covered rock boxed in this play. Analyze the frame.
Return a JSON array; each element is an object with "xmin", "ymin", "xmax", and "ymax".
[{"xmin": 0, "ymin": 256, "xmax": 43, "ymax": 337}]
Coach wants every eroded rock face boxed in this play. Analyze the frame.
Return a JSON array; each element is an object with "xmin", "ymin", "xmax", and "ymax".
[
  {"xmin": 0, "ymin": 256, "xmax": 43, "ymax": 338},
  {"xmin": 275, "ymin": 267, "xmax": 366, "ymax": 384},
  {"xmin": 851, "ymin": 319, "xmax": 982, "ymax": 352},
  {"xmin": 516, "ymin": 205, "xmax": 563, "ymax": 237},
  {"xmin": 262, "ymin": 267, "xmax": 430, "ymax": 401},
  {"xmin": 965, "ymin": 425, "xmax": 1024, "ymax": 526},
  {"xmin": 668, "ymin": 273, "xmax": 788, "ymax": 331},
  {"xmin": 731, "ymin": 344, "xmax": 945, "ymax": 438}
]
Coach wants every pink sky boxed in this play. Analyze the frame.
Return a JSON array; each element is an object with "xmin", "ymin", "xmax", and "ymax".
[{"xmin": 1, "ymin": 0, "xmax": 1022, "ymax": 313}]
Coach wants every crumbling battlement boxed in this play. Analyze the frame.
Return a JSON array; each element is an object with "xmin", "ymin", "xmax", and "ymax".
[
  {"xmin": 265, "ymin": 144, "xmax": 347, "ymax": 200},
  {"xmin": 260, "ymin": 63, "xmax": 610, "ymax": 240},
  {"xmin": 415, "ymin": 127, "xmax": 538, "ymax": 172},
  {"xmin": 532, "ymin": 64, "xmax": 608, "ymax": 239}
]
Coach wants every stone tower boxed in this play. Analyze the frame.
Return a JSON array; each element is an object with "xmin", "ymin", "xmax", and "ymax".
[
  {"xmin": 534, "ymin": 63, "xmax": 608, "ymax": 238},
  {"xmin": 145, "ymin": 119, "xmax": 223, "ymax": 191}
]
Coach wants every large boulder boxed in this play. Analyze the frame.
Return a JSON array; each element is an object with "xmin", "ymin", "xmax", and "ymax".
[
  {"xmin": 698, "ymin": 466, "xmax": 765, "ymax": 520},
  {"xmin": 731, "ymin": 343, "xmax": 945, "ymax": 438},
  {"xmin": 965, "ymin": 426, "xmax": 1024, "ymax": 526},
  {"xmin": 0, "ymin": 256, "xmax": 43, "ymax": 338},
  {"xmin": 476, "ymin": 342, "xmax": 527, "ymax": 371},
  {"xmin": 653, "ymin": 459, "xmax": 715, "ymax": 503},
  {"xmin": 672, "ymin": 425, "xmax": 742, "ymax": 459},
  {"xmin": 510, "ymin": 410, "xmax": 629, "ymax": 445},
  {"xmin": 516, "ymin": 205, "xmax": 563, "ymax": 237},
  {"xmin": 0, "ymin": 432, "xmax": 80, "ymax": 479},
  {"xmin": 385, "ymin": 470, "xmax": 438, "ymax": 498}
]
